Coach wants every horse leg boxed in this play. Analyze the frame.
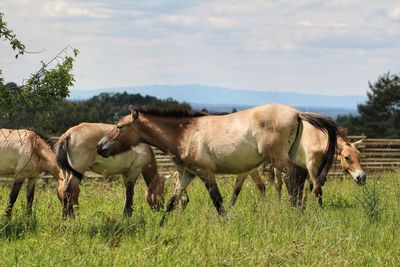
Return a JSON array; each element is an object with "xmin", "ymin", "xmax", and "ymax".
[
  {"xmin": 166, "ymin": 171, "xmax": 194, "ymax": 212},
  {"xmin": 306, "ymin": 162, "xmax": 323, "ymax": 208},
  {"xmin": 72, "ymin": 183, "xmax": 80, "ymax": 215},
  {"xmin": 199, "ymin": 174, "xmax": 226, "ymax": 215},
  {"xmin": 251, "ymin": 170, "xmax": 266, "ymax": 199},
  {"xmin": 62, "ymin": 175, "xmax": 80, "ymax": 219},
  {"xmin": 179, "ymin": 190, "xmax": 190, "ymax": 210},
  {"xmin": 26, "ymin": 177, "xmax": 37, "ymax": 215},
  {"xmin": 285, "ymin": 165, "xmax": 307, "ymax": 207},
  {"xmin": 229, "ymin": 173, "xmax": 246, "ymax": 207},
  {"xmin": 273, "ymin": 168, "xmax": 283, "ymax": 200},
  {"xmin": 124, "ymin": 180, "xmax": 134, "ymax": 217},
  {"xmin": 5, "ymin": 179, "xmax": 24, "ymax": 216},
  {"xmin": 292, "ymin": 167, "xmax": 307, "ymax": 207},
  {"xmin": 283, "ymin": 172, "xmax": 296, "ymax": 206},
  {"xmin": 123, "ymin": 171, "xmax": 140, "ymax": 217}
]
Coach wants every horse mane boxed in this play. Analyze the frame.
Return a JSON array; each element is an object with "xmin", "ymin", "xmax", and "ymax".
[
  {"xmin": 29, "ymin": 129, "xmax": 56, "ymax": 151},
  {"xmin": 338, "ymin": 127, "xmax": 351, "ymax": 145},
  {"xmin": 134, "ymin": 105, "xmax": 207, "ymax": 118}
]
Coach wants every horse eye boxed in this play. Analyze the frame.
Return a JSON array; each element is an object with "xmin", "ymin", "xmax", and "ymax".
[
  {"xmin": 344, "ymin": 156, "xmax": 350, "ymax": 161},
  {"xmin": 117, "ymin": 125, "xmax": 123, "ymax": 130}
]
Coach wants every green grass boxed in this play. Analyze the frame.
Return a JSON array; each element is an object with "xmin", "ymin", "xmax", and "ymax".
[{"xmin": 1, "ymin": 172, "xmax": 400, "ymax": 266}]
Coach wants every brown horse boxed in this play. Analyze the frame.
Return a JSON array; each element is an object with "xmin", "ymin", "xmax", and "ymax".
[
  {"xmin": 0, "ymin": 129, "xmax": 63, "ymax": 216},
  {"xmin": 230, "ymin": 134, "xmax": 366, "ymax": 206},
  {"xmin": 97, "ymin": 104, "xmax": 346, "ymax": 214},
  {"xmin": 56, "ymin": 123, "xmax": 165, "ymax": 218}
]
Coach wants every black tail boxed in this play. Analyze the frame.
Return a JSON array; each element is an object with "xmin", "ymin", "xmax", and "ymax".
[
  {"xmin": 56, "ymin": 136, "xmax": 84, "ymax": 180},
  {"xmin": 299, "ymin": 112, "xmax": 339, "ymax": 184}
]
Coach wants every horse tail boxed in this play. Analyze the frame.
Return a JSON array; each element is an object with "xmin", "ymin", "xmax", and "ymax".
[
  {"xmin": 298, "ymin": 112, "xmax": 339, "ymax": 184},
  {"xmin": 56, "ymin": 134, "xmax": 84, "ymax": 180}
]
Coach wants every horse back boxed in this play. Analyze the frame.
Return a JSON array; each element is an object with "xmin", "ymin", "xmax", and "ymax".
[{"xmin": 0, "ymin": 129, "xmax": 41, "ymax": 176}]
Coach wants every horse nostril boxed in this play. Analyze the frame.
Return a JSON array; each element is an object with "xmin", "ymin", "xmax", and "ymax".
[{"xmin": 356, "ymin": 173, "xmax": 366, "ymax": 185}]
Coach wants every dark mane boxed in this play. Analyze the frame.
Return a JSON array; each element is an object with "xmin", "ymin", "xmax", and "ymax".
[
  {"xmin": 30, "ymin": 129, "xmax": 56, "ymax": 150},
  {"xmin": 338, "ymin": 127, "xmax": 350, "ymax": 144},
  {"xmin": 134, "ymin": 105, "xmax": 207, "ymax": 118}
]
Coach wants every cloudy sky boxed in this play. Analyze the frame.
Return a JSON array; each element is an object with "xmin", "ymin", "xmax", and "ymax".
[{"xmin": 1, "ymin": 0, "xmax": 399, "ymax": 96}]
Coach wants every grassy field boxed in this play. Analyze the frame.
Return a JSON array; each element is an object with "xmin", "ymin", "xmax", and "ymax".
[{"xmin": 1, "ymin": 172, "xmax": 400, "ymax": 266}]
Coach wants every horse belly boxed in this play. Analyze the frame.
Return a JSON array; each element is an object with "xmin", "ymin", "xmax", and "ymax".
[
  {"xmin": 0, "ymin": 151, "xmax": 22, "ymax": 175},
  {"xmin": 212, "ymin": 142, "xmax": 264, "ymax": 174},
  {"xmin": 89, "ymin": 153, "xmax": 133, "ymax": 175}
]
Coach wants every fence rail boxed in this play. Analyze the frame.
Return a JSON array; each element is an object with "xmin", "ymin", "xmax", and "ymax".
[{"xmin": 1, "ymin": 136, "xmax": 399, "ymax": 186}]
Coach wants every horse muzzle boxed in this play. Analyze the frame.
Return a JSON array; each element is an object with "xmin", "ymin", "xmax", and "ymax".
[
  {"xmin": 96, "ymin": 143, "xmax": 111, "ymax": 158},
  {"xmin": 354, "ymin": 171, "xmax": 366, "ymax": 186}
]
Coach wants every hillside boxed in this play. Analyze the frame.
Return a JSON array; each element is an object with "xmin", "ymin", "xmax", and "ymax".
[{"xmin": 70, "ymin": 84, "xmax": 365, "ymax": 115}]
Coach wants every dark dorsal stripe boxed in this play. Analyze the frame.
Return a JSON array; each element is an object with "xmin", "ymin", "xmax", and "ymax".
[{"xmin": 134, "ymin": 105, "xmax": 207, "ymax": 118}]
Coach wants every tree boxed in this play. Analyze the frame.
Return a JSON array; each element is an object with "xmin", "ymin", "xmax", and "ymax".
[
  {"xmin": 0, "ymin": 10, "xmax": 78, "ymax": 119},
  {"xmin": 357, "ymin": 72, "xmax": 400, "ymax": 138},
  {"xmin": 337, "ymin": 72, "xmax": 400, "ymax": 138}
]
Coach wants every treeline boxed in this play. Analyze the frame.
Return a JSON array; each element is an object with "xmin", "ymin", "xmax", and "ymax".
[
  {"xmin": 0, "ymin": 90, "xmax": 191, "ymax": 135},
  {"xmin": 336, "ymin": 72, "xmax": 400, "ymax": 138}
]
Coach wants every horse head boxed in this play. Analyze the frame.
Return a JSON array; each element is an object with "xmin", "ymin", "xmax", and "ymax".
[
  {"xmin": 97, "ymin": 109, "xmax": 140, "ymax": 158},
  {"xmin": 338, "ymin": 138, "xmax": 366, "ymax": 185}
]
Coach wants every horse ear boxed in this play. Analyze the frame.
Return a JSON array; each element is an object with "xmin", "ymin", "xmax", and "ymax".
[
  {"xmin": 339, "ymin": 127, "xmax": 348, "ymax": 136},
  {"xmin": 352, "ymin": 138, "xmax": 366, "ymax": 147},
  {"xmin": 130, "ymin": 109, "xmax": 139, "ymax": 120}
]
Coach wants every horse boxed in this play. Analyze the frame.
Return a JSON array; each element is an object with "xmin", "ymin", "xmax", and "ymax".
[
  {"xmin": 0, "ymin": 129, "xmax": 64, "ymax": 216},
  {"xmin": 230, "ymin": 133, "xmax": 366, "ymax": 206},
  {"xmin": 97, "ymin": 103, "xmax": 359, "ymax": 215},
  {"xmin": 56, "ymin": 123, "xmax": 165, "ymax": 218}
]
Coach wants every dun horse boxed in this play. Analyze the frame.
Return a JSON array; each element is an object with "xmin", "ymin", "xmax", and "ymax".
[
  {"xmin": 97, "ymin": 104, "xmax": 360, "ymax": 214},
  {"xmin": 0, "ymin": 129, "xmax": 63, "ymax": 216},
  {"xmin": 56, "ymin": 123, "xmax": 165, "ymax": 218}
]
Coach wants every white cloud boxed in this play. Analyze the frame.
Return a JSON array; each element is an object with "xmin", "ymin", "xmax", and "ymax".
[
  {"xmin": 42, "ymin": 0, "xmax": 112, "ymax": 19},
  {"xmin": 205, "ymin": 17, "xmax": 240, "ymax": 30},
  {"xmin": 1, "ymin": 0, "xmax": 399, "ymax": 96},
  {"xmin": 160, "ymin": 15, "xmax": 199, "ymax": 27},
  {"xmin": 297, "ymin": 21, "xmax": 347, "ymax": 28},
  {"xmin": 388, "ymin": 7, "xmax": 400, "ymax": 22}
]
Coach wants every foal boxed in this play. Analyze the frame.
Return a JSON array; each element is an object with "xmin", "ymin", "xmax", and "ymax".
[{"xmin": 0, "ymin": 129, "xmax": 63, "ymax": 216}]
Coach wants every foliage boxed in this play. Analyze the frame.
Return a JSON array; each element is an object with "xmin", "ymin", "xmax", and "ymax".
[
  {"xmin": 0, "ymin": 11, "xmax": 25, "ymax": 59},
  {"xmin": 0, "ymin": 47, "xmax": 79, "ymax": 120},
  {"xmin": 1, "ymin": 10, "xmax": 78, "ymax": 119},
  {"xmin": 357, "ymin": 184, "xmax": 382, "ymax": 222},
  {"xmin": 337, "ymin": 72, "xmax": 400, "ymax": 138},
  {"xmin": 0, "ymin": 92, "xmax": 191, "ymax": 135},
  {"xmin": 0, "ymin": 172, "xmax": 399, "ymax": 265}
]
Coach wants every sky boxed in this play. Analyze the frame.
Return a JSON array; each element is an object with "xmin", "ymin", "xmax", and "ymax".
[{"xmin": 1, "ymin": 0, "xmax": 399, "ymax": 96}]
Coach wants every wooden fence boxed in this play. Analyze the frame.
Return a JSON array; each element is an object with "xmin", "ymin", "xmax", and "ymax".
[{"xmin": 1, "ymin": 136, "xmax": 399, "ymax": 186}]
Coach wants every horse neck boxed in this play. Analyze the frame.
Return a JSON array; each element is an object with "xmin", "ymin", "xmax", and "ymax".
[
  {"xmin": 35, "ymin": 141, "xmax": 61, "ymax": 179},
  {"xmin": 137, "ymin": 115, "xmax": 192, "ymax": 155}
]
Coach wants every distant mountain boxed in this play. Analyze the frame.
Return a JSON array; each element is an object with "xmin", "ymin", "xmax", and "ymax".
[{"xmin": 70, "ymin": 84, "xmax": 365, "ymax": 116}]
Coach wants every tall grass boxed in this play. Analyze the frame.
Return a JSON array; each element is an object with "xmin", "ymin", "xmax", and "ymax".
[{"xmin": 0, "ymin": 172, "xmax": 400, "ymax": 266}]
